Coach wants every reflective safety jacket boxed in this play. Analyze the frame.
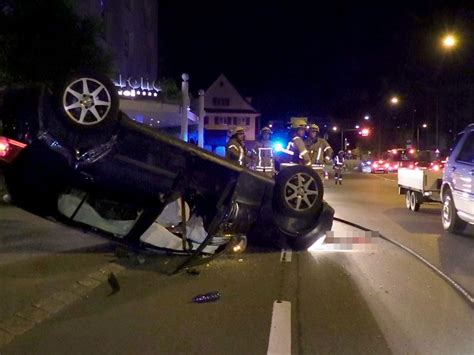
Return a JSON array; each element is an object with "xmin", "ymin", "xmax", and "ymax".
[
  {"xmin": 287, "ymin": 136, "xmax": 311, "ymax": 166},
  {"xmin": 226, "ymin": 138, "xmax": 248, "ymax": 167},
  {"xmin": 305, "ymin": 138, "xmax": 333, "ymax": 165},
  {"xmin": 334, "ymin": 155, "xmax": 345, "ymax": 168},
  {"xmin": 252, "ymin": 140, "xmax": 274, "ymax": 173}
]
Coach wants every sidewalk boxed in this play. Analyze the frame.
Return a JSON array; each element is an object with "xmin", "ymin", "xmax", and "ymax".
[{"xmin": 0, "ymin": 204, "xmax": 117, "ymax": 345}]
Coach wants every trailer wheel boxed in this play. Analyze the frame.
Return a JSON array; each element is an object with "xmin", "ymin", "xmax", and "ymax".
[
  {"xmin": 410, "ymin": 191, "xmax": 420, "ymax": 212},
  {"xmin": 405, "ymin": 190, "xmax": 411, "ymax": 210}
]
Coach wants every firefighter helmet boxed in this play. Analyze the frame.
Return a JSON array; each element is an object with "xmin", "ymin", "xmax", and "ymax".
[
  {"xmin": 229, "ymin": 126, "xmax": 245, "ymax": 136},
  {"xmin": 309, "ymin": 124, "xmax": 320, "ymax": 132},
  {"xmin": 260, "ymin": 126, "xmax": 272, "ymax": 134},
  {"xmin": 291, "ymin": 119, "xmax": 307, "ymax": 129}
]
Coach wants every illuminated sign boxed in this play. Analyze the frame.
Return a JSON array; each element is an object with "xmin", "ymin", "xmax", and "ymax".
[{"xmin": 113, "ymin": 74, "xmax": 162, "ymax": 97}]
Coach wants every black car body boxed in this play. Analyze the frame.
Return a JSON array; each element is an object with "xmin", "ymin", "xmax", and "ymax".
[{"xmin": 0, "ymin": 73, "xmax": 334, "ymax": 255}]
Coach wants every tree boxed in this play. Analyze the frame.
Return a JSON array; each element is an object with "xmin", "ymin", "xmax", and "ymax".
[{"xmin": 0, "ymin": 0, "xmax": 113, "ymax": 86}]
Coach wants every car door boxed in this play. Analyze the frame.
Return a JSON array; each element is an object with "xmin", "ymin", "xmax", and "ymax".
[{"xmin": 451, "ymin": 130, "xmax": 474, "ymax": 217}]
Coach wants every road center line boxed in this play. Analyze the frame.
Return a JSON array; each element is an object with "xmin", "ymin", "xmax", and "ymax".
[
  {"xmin": 280, "ymin": 249, "xmax": 292, "ymax": 262},
  {"xmin": 267, "ymin": 300, "xmax": 291, "ymax": 355}
]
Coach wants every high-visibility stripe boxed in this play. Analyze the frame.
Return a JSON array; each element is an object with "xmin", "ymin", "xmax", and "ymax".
[
  {"xmin": 299, "ymin": 149, "xmax": 309, "ymax": 158},
  {"xmin": 323, "ymin": 146, "xmax": 331, "ymax": 152},
  {"xmin": 316, "ymin": 147, "xmax": 322, "ymax": 161},
  {"xmin": 228, "ymin": 145, "xmax": 239, "ymax": 150}
]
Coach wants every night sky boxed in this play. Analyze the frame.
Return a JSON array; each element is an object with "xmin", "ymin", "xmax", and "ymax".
[{"xmin": 159, "ymin": 1, "xmax": 474, "ymax": 123}]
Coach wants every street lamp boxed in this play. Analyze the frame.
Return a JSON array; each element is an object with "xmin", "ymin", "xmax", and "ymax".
[
  {"xmin": 364, "ymin": 115, "xmax": 370, "ymax": 120},
  {"xmin": 390, "ymin": 96, "xmax": 399, "ymax": 105},
  {"xmin": 332, "ymin": 126, "xmax": 338, "ymax": 132},
  {"xmin": 442, "ymin": 34, "xmax": 457, "ymax": 49}
]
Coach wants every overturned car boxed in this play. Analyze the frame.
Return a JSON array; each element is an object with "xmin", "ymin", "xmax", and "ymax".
[{"xmin": 0, "ymin": 73, "xmax": 334, "ymax": 263}]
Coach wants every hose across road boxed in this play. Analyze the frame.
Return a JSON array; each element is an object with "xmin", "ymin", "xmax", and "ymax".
[{"xmin": 334, "ymin": 217, "xmax": 474, "ymax": 308}]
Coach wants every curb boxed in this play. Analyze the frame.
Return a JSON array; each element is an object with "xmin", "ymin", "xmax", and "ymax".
[{"xmin": 0, "ymin": 262, "xmax": 126, "ymax": 349}]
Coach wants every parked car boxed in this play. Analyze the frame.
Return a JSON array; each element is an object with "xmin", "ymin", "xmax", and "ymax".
[
  {"xmin": 0, "ymin": 73, "xmax": 334, "ymax": 253},
  {"xmin": 440, "ymin": 123, "xmax": 474, "ymax": 234}
]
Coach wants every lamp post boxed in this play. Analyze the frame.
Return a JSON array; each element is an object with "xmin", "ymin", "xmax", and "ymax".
[
  {"xmin": 436, "ymin": 33, "xmax": 458, "ymax": 147},
  {"xmin": 416, "ymin": 123, "xmax": 428, "ymax": 149}
]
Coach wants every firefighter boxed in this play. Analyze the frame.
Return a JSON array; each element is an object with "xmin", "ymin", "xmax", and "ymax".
[
  {"xmin": 287, "ymin": 119, "xmax": 311, "ymax": 166},
  {"xmin": 333, "ymin": 150, "xmax": 345, "ymax": 185},
  {"xmin": 226, "ymin": 126, "xmax": 248, "ymax": 167},
  {"xmin": 252, "ymin": 126, "xmax": 275, "ymax": 177},
  {"xmin": 305, "ymin": 124, "xmax": 333, "ymax": 181}
]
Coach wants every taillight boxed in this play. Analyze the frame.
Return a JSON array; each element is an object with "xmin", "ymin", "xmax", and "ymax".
[
  {"xmin": 432, "ymin": 164, "xmax": 440, "ymax": 171},
  {"xmin": 384, "ymin": 163, "xmax": 389, "ymax": 168},
  {"xmin": 0, "ymin": 137, "xmax": 9, "ymax": 158},
  {"xmin": 373, "ymin": 163, "xmax": 378, "ymax": 168},
  {"xmin": 0, "ymin": 136, "xmax": 27, "ymax": 163}
]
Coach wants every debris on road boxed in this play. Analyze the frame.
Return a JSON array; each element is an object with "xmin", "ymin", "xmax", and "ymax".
[
  {"xmin": 107, "ymin": 272, "xmax": 120, "ymax": 295},
  {"xmin": 192, "ymin": 291, "xmax": 221, "ymax": 303},
  {"xmin": 186, "ymin": 268, "xmax": 200, "ymax": 276},
  {"xmin": 136, "ymin": 255, "xmax": 146, "ymax": 265}
]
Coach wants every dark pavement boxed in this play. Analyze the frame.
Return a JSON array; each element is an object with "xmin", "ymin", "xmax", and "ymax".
[{"xmin": 1, "ymin": 172, "xmax": 473, "ymax": 354}]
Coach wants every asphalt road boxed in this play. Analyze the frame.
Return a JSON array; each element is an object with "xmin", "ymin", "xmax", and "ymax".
[
  {"xmin": 324, "ymin": 172, "xmax": 474, "ymax": 295},
  {"xmin": 1, "ymin": 172, "xmax": 473, "ymax": 354}
]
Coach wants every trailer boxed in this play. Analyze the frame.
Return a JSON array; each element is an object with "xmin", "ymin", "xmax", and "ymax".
[{"xmin": 397, "ymin": 168, "xmax": 442, "ymax": 211}]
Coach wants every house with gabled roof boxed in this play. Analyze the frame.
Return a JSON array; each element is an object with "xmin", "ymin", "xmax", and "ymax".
[{"xmin": 203, "ymin": 74, "xmax": 260, "ymax": 154}]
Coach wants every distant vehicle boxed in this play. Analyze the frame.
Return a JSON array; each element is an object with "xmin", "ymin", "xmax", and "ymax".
[
  {"xmin": 440, "ymin": 123, "xmax": 474, "ymax": 234},
  {"xmin": 0, "ymin": 73, "xmax": 334, "ymax": 255},
  {"xmin": 386, "ymin": 148, "xmax": 417, "ymax": 169},
  {"xmin": 360, "ymin": 160, "xmax": 372, "ymax": 173},
  {"xmin": 413, "ymin": 150, "xmax": 447, "ymax": 171},
  {"xmin": 371, "ymin": 159, "xmax": 390, "ymax": 174}
]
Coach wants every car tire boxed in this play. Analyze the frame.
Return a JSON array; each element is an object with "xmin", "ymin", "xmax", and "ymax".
[
  {"xmin": 442, "ymin": 190, "xmax": 467, "ymax": 234},
  {"xmin": 58, "ymin": 71, "xmax": 119, "ymax": 131},
  {"xmin": 273, "ymin": 165, "xmax": 323, "ymax": 218},
  {"xmin": 410, "ymin": 191, "xmax": 420, "ymax": 212}
]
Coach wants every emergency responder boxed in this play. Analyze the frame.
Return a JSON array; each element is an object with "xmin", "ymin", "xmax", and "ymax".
[
  {"xmin": 252, "ymin": 126, "xmax": 275, "ymax": 177},
  {"xmin": 287, "ymin": 119, "xmax": 311, "ymax": 166},
  {"xmin": 333, "ymin": 150, "xmax": 345, "ymax": 185},
  {"xmin": 226, "ymin": 126, "xmax": 248, "ymax": 167},
  {"xmin": 305, "ymin": 124, "xmax": 333, "ymax": 181}
]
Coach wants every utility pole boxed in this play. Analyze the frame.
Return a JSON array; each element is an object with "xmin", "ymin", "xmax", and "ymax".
[{"xmin": 180, "ymin": 73, "xmax": 189, "ymax": 141}]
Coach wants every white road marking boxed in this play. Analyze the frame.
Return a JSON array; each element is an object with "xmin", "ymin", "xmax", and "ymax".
[
  {"xmin": 280, "ymin": 249, "xmax": 292, "ymax": 262},
  {"xmin": 267, "ymin": 300, "xmax": 291, "ymax": 355}
]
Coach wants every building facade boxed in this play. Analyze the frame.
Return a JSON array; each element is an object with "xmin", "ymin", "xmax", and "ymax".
[
  {"xmin": 203, "ymin": 74, "xmax": 260, "ymax": 153},
  {"xmin": 74, "ymin": 0, "xmax": 158, "ymax": 81},
  {"xmin": 74, "ymin": 1, "xmax": 198, "ymax": 135}
]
